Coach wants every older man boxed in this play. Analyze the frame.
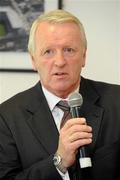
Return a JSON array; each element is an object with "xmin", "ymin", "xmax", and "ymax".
[{"xmin": 0, "ymin": 10, "xmax": 120, "ymax": 180}]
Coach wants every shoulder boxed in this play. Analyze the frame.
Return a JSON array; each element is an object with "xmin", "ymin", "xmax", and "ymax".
[
  {"xmin": 83, "ymin": 77, "xmax": 120, "ymax": 105},
  {"xmin": 0, "ymin": 82, "xmax": 42, "ymax": 113},
  {"xmin": 86, "ymin": 78, "xmax": 120, "ymax": 92}
]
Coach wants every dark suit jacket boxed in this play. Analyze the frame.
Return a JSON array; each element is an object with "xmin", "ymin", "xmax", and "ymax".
[{"xmin": 0, "ymin": 77, "xmax": 120, "ymax": 180}]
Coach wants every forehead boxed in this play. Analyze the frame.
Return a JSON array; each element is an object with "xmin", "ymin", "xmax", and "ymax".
[
  {"xmin": 36, "ymin": 22, "xmax": 80, "ymax": 36},
  {"xmin": 35, "ymin": 22, "xmax": 81, "ymax": 45}
]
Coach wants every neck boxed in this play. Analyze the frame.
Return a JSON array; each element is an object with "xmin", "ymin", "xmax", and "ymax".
[{"xmin": 43, "ymin": 84, "xmax": 80, "ymax": 99}]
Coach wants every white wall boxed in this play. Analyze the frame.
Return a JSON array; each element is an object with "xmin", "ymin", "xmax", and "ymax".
[
  {"xmin": 0, "ymin": 72, "xmax": 39, "ymax": 102},
  {"xmin": 0, "ymin": 0, "xmax": 120, "ymax": 103},
  {"xmin": 64, "ymin": 0, "xmax": 120, "ymax": 84},
  {"xmin": 0, "ymin": 53, "xmax": 39, "ymax": 103}
]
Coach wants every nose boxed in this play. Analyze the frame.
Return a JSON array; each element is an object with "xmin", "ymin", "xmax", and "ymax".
[{"xmin": 54, "ymin": 51, "xmax": 66, "ymax": 67}]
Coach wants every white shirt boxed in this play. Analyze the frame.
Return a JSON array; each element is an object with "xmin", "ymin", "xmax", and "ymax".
[{"xmin": 42, "ymin": 86, "xmax": 71, "ymax": 180}]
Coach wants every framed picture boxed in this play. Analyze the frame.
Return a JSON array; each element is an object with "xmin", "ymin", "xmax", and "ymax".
[{"xmin": 0, "ymin": 0, "xmax": 62, "ymax": 72}]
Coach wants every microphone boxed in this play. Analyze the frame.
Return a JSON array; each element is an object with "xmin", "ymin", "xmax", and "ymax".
[{"xmin": 68, "ymin": 92, "xmax": 92, "ymax": 168}]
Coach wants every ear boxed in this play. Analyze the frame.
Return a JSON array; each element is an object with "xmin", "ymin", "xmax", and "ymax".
[
  {"xmin": 82, "ymin": 49, "xmax": 86, "ymax": 67},
  {"xmin": 30, "ymin": 55, "xmax": 37, "ymax": 71}
]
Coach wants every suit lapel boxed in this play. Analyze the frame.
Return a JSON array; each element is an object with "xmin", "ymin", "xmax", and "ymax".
[
  {"xmin": 24, "ymin": 78, "xmax": 104, "ymax": 155},
  {"xmin": 25, "ymin": 82, "xmax": 59, "ymax": 155},
  {"xmin": 80, "ymin": 101, "xmax": 103, "ymax": 149},
  {"xmin": 80, "ymin": 77, "xmax": 104, "ymax": 149}
]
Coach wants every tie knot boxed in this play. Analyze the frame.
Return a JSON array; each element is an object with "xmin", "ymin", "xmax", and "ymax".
[{"xmin": 57, "ymin": 100, "xmax": 70, "ymax": 112}]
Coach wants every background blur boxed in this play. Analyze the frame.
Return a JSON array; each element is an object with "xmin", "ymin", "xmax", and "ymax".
[{"xmin": 0, "ymin": 0, "xmax": 120, "ymax": 103}]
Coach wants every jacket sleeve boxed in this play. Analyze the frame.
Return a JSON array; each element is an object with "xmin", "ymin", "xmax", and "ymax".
[{"xmin": 0, "ymin": 114, "xmax": 62, "ymax": 180}]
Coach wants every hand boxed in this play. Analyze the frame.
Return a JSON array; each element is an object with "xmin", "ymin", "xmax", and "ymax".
[{"xmin": 57, "ymin": 118, "xmax": 92, "ymax": 168}]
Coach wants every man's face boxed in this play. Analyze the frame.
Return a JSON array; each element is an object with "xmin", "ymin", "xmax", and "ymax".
[{"xmin": 31, "ymin": 22, "xmax": 86, "ymax": 98}]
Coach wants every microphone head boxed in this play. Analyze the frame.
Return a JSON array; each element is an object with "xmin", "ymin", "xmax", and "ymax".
[{"xmin": 68, "ymin": 92, "xmax": 83, "ymax": 107}]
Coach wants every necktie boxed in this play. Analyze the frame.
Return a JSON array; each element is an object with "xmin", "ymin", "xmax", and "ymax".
[
  {"xmin": 57, "ymin": 100, "xmax": 71, "ymax": 128},
  {"xmin": 57, "ymin": 100, "xmax": 81, "ymax": 180}
]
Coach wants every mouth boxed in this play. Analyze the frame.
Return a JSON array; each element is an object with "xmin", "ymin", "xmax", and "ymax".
[
  {"xmin": 52, "ymin": 72, "xmax": 68, "ymax": 79},
  {"xmin": 54, "ymin": 72, "xmax": 68, "ymax": 76}
]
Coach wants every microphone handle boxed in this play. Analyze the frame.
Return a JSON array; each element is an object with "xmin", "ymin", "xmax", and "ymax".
[
  {"xmin": 70, "ymin": 106, "xmax": 80, "ymax": 118},
  {"xmin": 70, "ymin": 106, "xmax": 92, "ymax": 168}
]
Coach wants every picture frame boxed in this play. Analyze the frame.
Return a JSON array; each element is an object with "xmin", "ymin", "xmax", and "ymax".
[{"xmin": 0, "ymin": 0, "xmax": 62, "ymax": 73}]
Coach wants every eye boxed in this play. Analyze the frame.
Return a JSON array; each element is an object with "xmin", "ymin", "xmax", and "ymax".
[
  {"xmin": 44, "ymin": 49, "xmax": 53, "ymax": 55},
  {"xmin": 64, "ymin": 47, "xmax": 74, "ymax": 52},
  {"xmin": 63, "ymin": 47, "xmax": 76, "ymax": 57},
  {"xmin": 43, "ymin": 49, "xmax": 55, "ymax": 58}
]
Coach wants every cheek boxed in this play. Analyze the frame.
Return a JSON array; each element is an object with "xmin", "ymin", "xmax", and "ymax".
[
  {"xmin": 31, "ymin": 54, "xmax": 41, "ymax": 71},
  {"xmin": 69, "ymin": 61, "xmax": 83, "ymax": 80},
  {"xmin": 37, "ymin": 61, "xmax": 52, "ymax": 80},
  {"xmin": 70, "ymin": 57, "xmax": 83, "ymax": 72},
  {"xmin": 32, "ymin": 56, "xmax": 47, "ymax": 72},
  {"xmin": 32, "ymin": 54, "xmax": 53, "ymax": 82}
]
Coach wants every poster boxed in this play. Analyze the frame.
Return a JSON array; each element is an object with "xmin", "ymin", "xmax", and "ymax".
[{"xmin": 0, "ymin": 0, "xmax": 58, "ymax": 71}]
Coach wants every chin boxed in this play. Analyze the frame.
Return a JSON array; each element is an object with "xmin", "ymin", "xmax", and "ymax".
[
  {"xmin": 55, "ymin": 84, "xmax": 69, "ymax": 90},
  {"xmin": 55, "ymin": 85, "xmax": 71, "ymax": 94}
]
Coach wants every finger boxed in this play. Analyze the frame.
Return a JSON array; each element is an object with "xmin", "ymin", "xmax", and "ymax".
[
  {"xmin": 64, "ymin": 118, "xmax": 87, "ymax": 128},
  {"xmin": 71, "ymin": 138, "xmax": 92, "ymax": 149},
  {"xmin": 69, "ymin": 132, "xmax": 92, "ymax": 143},
  {"xmin": 68, "ymin": 124, "xmax": 92, "ymax": 136}
]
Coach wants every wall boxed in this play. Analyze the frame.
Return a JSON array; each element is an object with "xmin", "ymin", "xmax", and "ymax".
[
  {"xmin": 0, "ymin": 0, "xmax": 120, "ymax": 103},
  {"xmin": 64, "ymin": 0, "xmax": 120, "ymax": 83},
  {"xmin": 0, "ymin": 53, "xmax": 39, "ymax": 103}
]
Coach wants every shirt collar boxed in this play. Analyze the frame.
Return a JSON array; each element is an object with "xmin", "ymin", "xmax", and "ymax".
[
  {"xmin": 42, "ymin": 85, "xmax": 79, "ymax": 111},
  {"xmin": 42, "ymin": 86, "xmax": 61, "ymax": 111}
]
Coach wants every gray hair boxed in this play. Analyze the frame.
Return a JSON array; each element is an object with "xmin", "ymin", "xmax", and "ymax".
[{"xmin": 28, "ymin": 9, "xmax": 87, "ymax": 55}]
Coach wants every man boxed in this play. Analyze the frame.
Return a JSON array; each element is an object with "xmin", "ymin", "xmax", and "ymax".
[{"xmin": 0, "ymin": 9, "xmax": 120, "ymax": 180}]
